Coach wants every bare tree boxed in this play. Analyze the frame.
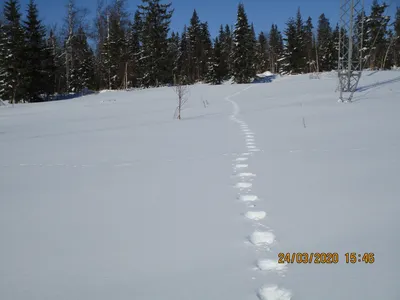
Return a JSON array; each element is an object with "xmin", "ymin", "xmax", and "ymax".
[{"xmin": 173, "ymin": 77, "xmax": 189, "ymax": 120}]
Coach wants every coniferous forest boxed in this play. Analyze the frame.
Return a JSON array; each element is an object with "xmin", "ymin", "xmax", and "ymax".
[{"xmin": 0, "ymin": 0, "xmax": 399, "ymax": 103}]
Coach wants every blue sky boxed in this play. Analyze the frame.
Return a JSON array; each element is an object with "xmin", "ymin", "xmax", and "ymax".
[{"xmin": 18, "ymin": 0, "xmax": 398, "ymax": 37}]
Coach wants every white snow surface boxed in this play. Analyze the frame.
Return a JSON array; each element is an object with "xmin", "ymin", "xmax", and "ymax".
[{"xmin": 1, "ymin": 70, "xmax": 400, "ymax": 300}]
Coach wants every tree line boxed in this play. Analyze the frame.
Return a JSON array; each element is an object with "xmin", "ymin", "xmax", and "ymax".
[{"xmin": 0, "ymin": 0, "xmax": 399, "ymax": 103}]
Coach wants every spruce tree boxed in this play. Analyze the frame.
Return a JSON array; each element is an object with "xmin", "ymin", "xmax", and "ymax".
[
  {"xmin": 280, "ymin": 17, "xmax": 297, "ymax": 74},
  {"xmin": 317, "ymin": 13, "xmax": 334, "ymax": 71},
  {"xmin": 0, "ymin": 0, "xmax": 25, "ymax": 103},
  {"xmin": 304, "ymin": 17, "xmax": 314, "ymax": 72},
  {"xmin": 250, "ymin": 23, "xmax": 257, "ymax": 74},
  {"xmin": 177, "ymin": 25, "xmax": 190, "ymax": 83},
  {"xmin": 217, "ymin": 25, "xmax": 231, "ymax": 79},
  {"xmin": 206, "ymin": 37, "xmax": 224, "ymax": 84},
  {"xmin": 268, "ymin": 24, "xmax": 283, "ymax": 73},
  {"xmin": 44, "ymin": 29, "xmax": 60, "ymax": 96},
  {"xmin": 231, "ymin": 3, "xmax": 256, "ymax": 83},
  {"xmin": 199, "ymin": 22, "xmax": 212, "ymax": 80},
  {"xmin": 138, "ymin": 0, "xmax": 173, "ymax": 87},
  {"xmin": 0, "ymin": 19, "xmax": 7, "ymax": 99},
  {"xmin": 366, "ymin": 0, "xmax": 390, "ymax": 69},
  {"xmin": 167, "ymin": 31, "xmax": 180, "ymax": 84},
  {"xmin": 256, "ymin": 31, "xmax": 269, "ymax": 72},
  {"xmin": 23, "ymin": 0, "xmax": 47, "ymax": 101},
  {"xmin": 70, "ymin": 26, "xmax": 95, "ymax": 92},
  {"xmin": 187, "ymin": 10, "xmax": 201, "ymax": 82},
  {"xmin": 223, "ymin": 24, "xmax": 233, "ymax": 75},
  {"xmin": 126, "ymin": 10, "xmax": 142, "ymax": 87},
  {"xmin": 394, "ymin": 7, "xmax": 400, "ymax": 67},
  {"xmin": 294, "ymin": 8, "xmax": 307, "ymax": 73}
]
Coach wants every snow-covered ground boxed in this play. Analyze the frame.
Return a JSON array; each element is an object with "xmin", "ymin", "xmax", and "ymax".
[{"xmin": 1, "ymin": 71, "xmax": 399, "ymax": 300}]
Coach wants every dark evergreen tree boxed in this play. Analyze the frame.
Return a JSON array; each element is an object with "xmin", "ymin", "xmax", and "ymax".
[
  {"xmin": 23, "ymin": 0, "xmax": 48, "ymax": 101},
  {"xmin": 217, "ymin": 24, "xmax": 231, "ymax": 79},
  {"xmin": 206, "ymin": 37, "xmax": 225, "ymax": 84},
  {"xmin": 0, "ymin": 18, "xmax": 7, "ymax": 99},
  {"xmin": 177, "ymin": 25, "xmax": 190, "ymax": 83},
  {"xmin": 126, "ymin": 10, "xmax": 143, "ymax": 87},
  {"xmin": 199, "ymin": 21, "xmax": 212, "ymax": 80},
  {"xmin": 294, "ymin": 8, "xmax": 307, "ymax": 72},
  {"xmin": 394, "ymin": 7, "xmax": 400, "ymax": 66},
  {"xmin": 250, "ymin": 23, "xmax": 258, "ymax": 73},
  {"xmin": 366, "ymin": 0, "xmax": 390, "ymax": 69},
  {"xmin": 231, "ymin": 3, "xmax": 256, "ymax": 83},
  {"xmin": 304, "ymin": 16, "xmax": 314, "ymax": 72},
  {"xmin": 332, "ymin": 23, "xmax": 340, "ymax": 70},
  {"xmin": 317, "ymin": 13, "xmax": 334, "ymax": 71},
  {"xmin": 187, "ymin": 10, "xmax": 201, "ymax": 82},
  {"xmin": 223, "ymin": 24, "xmax": 233, "ymax": 74},
  {"xmin": 0, "ymin": 0, "xmax": 25, "ymax": 103},
  {"xmin": 138, "ymin": 0, "xmax": 173, "ymax": 87},
  {"xmin": 256, "ymin": 31, "xmax": 269, "ymax": 72},
  {"xmin": 269, "ymin": 24, "xmax": 283, "ymax": 73},
  {"xmin": 167, "ymin": 31, "xmax": 180, "ymax": 84},
  {"xmin": 70, "ymin": 26, "xmax": 95, "ymax": 92},
  {"xmin": 280, "ymin": 18, "xmax": 297, "ymax": 74},
  {"xmin": 45, "ymin": 28, "xmax": 60, "ymax": 96}
]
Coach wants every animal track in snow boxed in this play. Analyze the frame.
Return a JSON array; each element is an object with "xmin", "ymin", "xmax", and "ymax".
[
  {"xmin": 240, "ymin": 195, "xmax": 259, "ymax": 202},
  {"xmin": 245, "ymin": 211, "xmax": 266, "ymax": 221},
  {"xmin": 235, "ymin": 164, "xmax": 248, "ymax": 169},
  {"xmin": 257, "ymin": 260, "xmax": 288, "ymax": 272},
  {"xmin": 235, "ymin": 182, "xmax": 252, "ymax": 189},
  {"xmin": 236, "ymin": 157, "xmax": 248, "ymax": 162},
  {"xmin": 258, "ymin": 285, "xmax": 292, "ymax": 300},
  {"xmin": 249, "ymin": 231, "xmax": 275, "ymax": 247},
  {"xmin": 237, "ymin": 172, "xmax": 256, "ymax": 178}
]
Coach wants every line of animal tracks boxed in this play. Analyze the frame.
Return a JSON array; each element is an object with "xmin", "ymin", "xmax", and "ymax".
[{"xmin": 225, "ymin": 86, "xmax": 292, "ymax": 300}]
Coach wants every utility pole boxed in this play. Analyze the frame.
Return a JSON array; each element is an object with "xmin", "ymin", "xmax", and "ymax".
[{"xmin": 338, "ymin": 0, "xmax": 364, "ymax": 102}]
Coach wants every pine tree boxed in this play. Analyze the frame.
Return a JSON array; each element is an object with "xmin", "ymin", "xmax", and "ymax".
[
  {"xmin": 126, "ymin": 10, "xmax": 142, "ymax": 87},
  {"xmin": 206, "ymin": 37, "xmax": 225, "ymax": 84},
  {"xmin": 23, "ymin": 0, "xmax": 47, "ymax": 101},
  {"xmin": 138, "ymin": 0, "xmax": 173, "ymax": 87},
  {"xmin": 70, "ymin": 26, "xmax": 95, "ymax": 93},
  {"xmin": 231, "ymin": 3, "xmax": 256, "ymax": 83},
  {"xmin": 44, "ymin": 28, "xmax": 60, "ymax": 96},
  {"xmin": 102, "ymin": 0, "xmax": 128, "ymax": 90},
  {"xmin": 294, "ymin": 8, "xmax": 307, "ymax": 73},
  {"xmin": 250, "ymin": 23, "xmax": 257, "ymax": 74},
  {"xmin": 366, "ymin": 0, "xmax": 390, "ymax": 69},
  {"xmin": 199, "ymin": 22, "xmax": 212, "ymax": 80},
  {"xmin": 268, "ymin": 24, "xmax": 283, "ymax": 73},
  {"xmin": 223, "ymin": 24, "xmax": 233, "ymax": 75},
  {"xmin": 167, "ymin": 31, "xmax": 180, "ymax": 84},
  {"xmin": 280, "ymin": 17, "xmax": 297, "ymax": 74},
  {"xmin": 0, "ymin": 0, "xmax": 25, "ymax": 103},
  {"xmin": 187, "ymin": 10, "xmax": 201, "ymax": 82},
  {"xmin": 217, "ymin": 25, "xmax": 231, "ymax": 79},
  {"xmin": 304, "ymin": 17, "xmax": 314, "ymax": 72},
  {"xmin": 332, "ymin": 24, "xmax": 340, "ymax": 70},
  {"xmin": 394, "ymin": 7, "xmax": 400, "ymax": 67},
  {"xmin": 317, "ymin": 13, "xmax": 334, "ymax": 71},
  {"xmin": 256, "ymin": 31, "xmax": 269, "ymax": 72},
  {"xmin": 177, "ymin": 25, "xmax": 190, "ymax": 83},
  {"xmin": 0, "ymin": 19, "xmax": 7, "ymax": 99}
]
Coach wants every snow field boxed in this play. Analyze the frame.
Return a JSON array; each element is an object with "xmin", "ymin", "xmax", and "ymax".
[{"xmin": 226, "ymin": 88, "xmax": 291, "ymax": 299}]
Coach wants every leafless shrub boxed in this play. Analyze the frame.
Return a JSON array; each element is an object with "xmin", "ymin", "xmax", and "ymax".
[{"xmin": 173, "ymin": 78, "xmax": 190, "ymax": 120}]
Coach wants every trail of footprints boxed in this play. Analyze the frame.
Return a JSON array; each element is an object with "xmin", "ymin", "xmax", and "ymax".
[{"xmin": 227, "ymin": 95, "xmax": 292, "ymax": 300}]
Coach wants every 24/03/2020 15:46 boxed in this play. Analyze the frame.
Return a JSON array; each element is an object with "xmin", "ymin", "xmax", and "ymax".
[{"xmin": 277, "ymin": 252, "xmax": 375, "ymax": 264}]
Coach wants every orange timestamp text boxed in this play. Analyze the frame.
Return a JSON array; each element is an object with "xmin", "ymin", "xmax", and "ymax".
[
  {"xmin": 278, "ymin": 252, "xmax": 375, "ymax": 264},
  {"xmin": 278, "ymin": 252, "xmax": 339, "ymax": 264}
]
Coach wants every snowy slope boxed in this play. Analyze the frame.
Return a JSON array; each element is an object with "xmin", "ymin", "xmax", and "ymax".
[{"xmin": 0, "ymin": 71, "xmax": 399, "ymax": 300}]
